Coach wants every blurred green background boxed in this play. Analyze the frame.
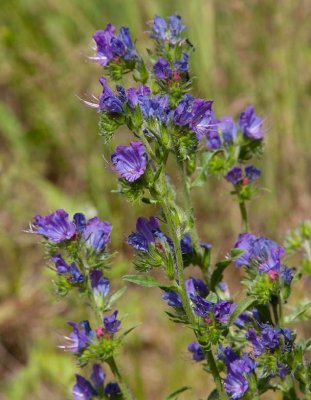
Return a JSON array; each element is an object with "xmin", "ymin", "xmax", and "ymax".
[{"xmin": 0, "ymin": 0, "xmax": 310, "ymax": 399}]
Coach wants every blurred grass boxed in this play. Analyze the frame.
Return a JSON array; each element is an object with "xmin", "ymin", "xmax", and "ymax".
[{"xmin": 0, "ymin": 0, "xmax": 310, "ymax": 399}]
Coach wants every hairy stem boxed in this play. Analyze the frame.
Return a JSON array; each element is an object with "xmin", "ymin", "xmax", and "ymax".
[
  {"xmin": 239, "ymin": 201, "xmax": 249, "ymax": 232},
  {"xmin": 108, "ymin": 357, "xmax": 135, "ymax": 400},
  {"xmin": 159, "ymin": 172, "xmax": 227, "ymax": 400}
]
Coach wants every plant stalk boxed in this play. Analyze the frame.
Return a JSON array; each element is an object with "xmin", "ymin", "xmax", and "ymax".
[
  {"xmin": 239, "ymin": 201, "xmax": 249, "ymax": 232},
  {"xmin": 108, "ymin": 357, "xmax": 135, "ymax": 400}
]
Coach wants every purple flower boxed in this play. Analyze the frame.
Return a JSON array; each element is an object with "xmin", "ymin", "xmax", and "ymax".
[
  {"xmin": 103, "ymin": 311, "xmax": 121, "ymax": 334},
  {"xmin": 280, "ymin": 266, "xmax": 294, "ymax": 284},
  {"xmin": 245, "ymin": 166, "xmax": 261, "ymax": 182},
  {"xmin": 214, "ymin": 301, "xmax": 236, "ymax": 323},
  {"xmin": 174, "ymin": 52, "xmax": 189, "ymax": 72},
  {"xmin": 261, "ymin": 324, "xmax": 280, "ymax": 349},
  {"xmin": 92, "ymin": 24, "xmax": 136, "ymax": 67},
  {"xmin": 72, "ymin": 374, "xmax": 96, "ymax": 400},
  {"xmin": 90, "ymin": 364, "xmax": 105, "ymax": 392},
  {"xmin": 111, "ymin": 141, "xmax": 148, "ymax": 182},
  {"xmin": 190, "ymin": 294, "xmax": 213, "ymax": 317},
  {"xmin": 65, "ymin": 321, "xmax": 92, "ymax": 353},
  {"xmin": 239, "ymin": 105, "xmax": 264, "ymax": 140},
  {"xmin": 162, "ymin": 291, "xmax": 183, "ymax": 308},
  {"xmin": 73, "ymin": 213, "xmax": 87, "ymax": 234},
  {"xmin": 153, "ymin": 57, "xmax": 172, "ymax": 79},
  {"xmin": 51, "ymin": 254, "xmax": 84, "ymax": 284},
  {"xmin": 252, "ymin": 237, "xmax": 284, "ymax": 273},
  {"xmin": 89, "ymin": 269, "xmax": 110, "ymax": 296},
  {"xmin": 225, "ymin": 166, "xmax": 243, "ymax": 184},
  {"xmin": 105, "ymin": 382, "xmax": 121, "ymax": 397},
  {"xmin": 186, "ymin": 277, "xmax": 209, "ymax": 298},
  {"xmin": 72, "ymin": 364, "xmax": 120, "ymax": 400},
  {"xmin": 150, "ymin": 16, "xmax": 167, "ymax": 41},
  {"xmin": 31, "ymin": 209, "xmax": 76, "ymax": 243},
  {"xmin": 150, "ymin": 15, "xmax": 186, "ymax": 44},
  {"xmin": 167, "ymin": 15, "xmax": 186, "ymax": 44},
  {"xmin": 189, "ymin": 99, "xmax": 214, "ymax": 140},
  {"xmin": 173, "ymin": 94, "xmax": 194, "ymax": 126},
  {"xmin": 278, "ymin": 363, "xmax": 290, "ymax": 379},
  {"xmin": 92, "ymin": 24, "xmax": 115, "ymax": 66},
  {"xmin": 224, "ymin": 372, "xmax": 248, "ymax": 399},
  {"xmin": 245, "ymin": 328, "xmax": 265, "ymax": 356},
  {"xmin": 98, "ymin": 78, "xmax": 124, "ymax": 113},
  {"xmin": 180, "ymin": 233, "xmax": 193, "ymax": 254},
  {"xmin": 188, "ymin": 341, "xmax": 204, "ymax": 361},
  {"xmin": 234, "ymin": 233, "xmax": 257, "ymax": 267},
  {"xmin": 128, "ymin": 216, "xmax": 163, "ymax": 252},
  {"xmin": 82, "ymin": 217, "xmax": 112, "ymax": 252},
  {"xmin": 126, "ymin": 85, "xmax": 151, "ymax": 108},
  {"xmin": 234, "ymin": 312, "xmax": 250, "ymax": 328},
  {"xmin": 219, "ymin": 116, "xmax": 237, "ymax": 143},
  {"xmin": 139, "ymin": 94, "xmax": 171, "ymax": 123}
]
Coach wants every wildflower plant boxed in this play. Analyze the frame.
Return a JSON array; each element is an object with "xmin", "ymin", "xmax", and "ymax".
[{"xmin": 28, "ymin": 15, "xmax": 311, "ymax": 400}]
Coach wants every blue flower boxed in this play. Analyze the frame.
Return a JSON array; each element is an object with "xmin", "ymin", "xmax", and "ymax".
[
  {"xmin": 105, "ymin": 382, "xmax": 121, "ymax": 397},
  {"xmin": 162, "ymin": 291, "xmax": 183, "ymax": 308},
  {"xmin": 72, "ymin": 374, "xmax": 97, "ymax": 400},
  {"xmin": 31, "ymin": 209, "xmax": 76, "ymax": 243},
  {"xmin": 139, "ymin": 94, "xmax": 171, "ymax": 123},
  {"xmin": 245, "ymin": 328, "xmax": 265, "ymax": 356},
  {"xmin": 65, "ymin": 321, "xmax": 93, "ymax": 353},
  {"xmin": 98, "ymin": 78, "xmax": 124, "ymax": 113},
  {"xmin": 174, "ymin": 52, "xmax": 189, "ymax": 72},
  {"xmin": 150, "ymin": 15, "xmax": 186, "ymax": 44},
  {"xmin": 52, "ymin": 254, "xmax": 84, "ymax": 284},
  {"xmin": 214, "ymin": 300, "xmax": 236, "ymax": 323},
  {"xmin": 92, "ymin": 24, "xmax": 136, "ymax": 66},
  {"xmin": 153, "ymin": 57, "xmax": 172, "ymax": 79},
  {"xmin": 239, "ymin": 105, "xmax": 264, "ymax": 140},
  {"xmin": 225, "ymin": 166, "xmax": 243, "ymax": 184},
  {"xmin": 186, "ymin": 277, "xmax": 209, "ymax": 298},
  {"xmin": 219, "ymin": 116, "xmax": 237, "ymax": 143},
  {"xmin": 280, "ymin": 266, "xmax": 294, "ymax": 284},
  {"xmin": 188, "ymin": 341, "xmax": 204, "ymax": 361},
  {"xmin": 126, "ymin": 85, "xmax": 151, "ymax": 108},
  {"xmin": 72, "ymin": 364, "xmax": 120, "ymax": 400},
  {"xmin": 82, "ymin": 217, "xmax": 112, "ymax": 252},
  {"xmin": 111, "ymin": 141, "xmax": 148, "ymax": 182},
  {"xmin": 224, "ymin": 372, "xmax": 248, "ymax": 399},
  {"xmin": 103, "ymin": 311, "xmax": 121, "ymax": 334},
  {"xmin": 245, "ymin": 166, "xmax": 261, "ymax": 182},
  {"xmin": 128, "ymin": 216, "xmax": 163, "ymax": 252},
  {"xmin": 234, "ymin": 233, "xmax": 257, "ymax": 267},
  {"xmin": 92, "ymin": 24, "xmax": 115, "ymax": 66},
  {"xmin": 167, "ymin": 15, "xmax": 186, "ymax": 44},
  {"xmin": 173, "ymin": 94, "xmax": 194, "ymax": 126},
  {"xmin": 150, "ymin": 16, "xmax": 167, "ymax": 41},
  {"xmin": 180, "ymin": 233, "xmax": 193, "ymax": 254},
  {"xmin": 89, "ymin": 269, "xmax": 110, "ymax": 296},
  {"xmin": 190, "ymin": 294, "xmax": 213, "ymax": 317},
  {"xmin": 261, "ymin": 324, "xmax": 280, "ymax": 349},
  {"xmin": 73, "ymin": 213, "xmax": 87, "ymax": 234},
  {"xmin": 90, "ymin": 364, "xmax": 105, "ymax": 392}
]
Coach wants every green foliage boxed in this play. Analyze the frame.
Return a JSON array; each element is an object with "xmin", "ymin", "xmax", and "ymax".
[
  {"xmin": 78, "ymin": 337, "xmax": 121, "ymax": 367},
  {"xmin": 99, "ymin": 112, "xmax": 125, "ymax": 144}
]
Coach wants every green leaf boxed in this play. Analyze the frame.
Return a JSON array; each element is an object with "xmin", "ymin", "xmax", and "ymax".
[
  {"xmin": 207, "ymin": 389, "xmax": 219, "ymax": 400},
  {"xmin": 227, "ymin": 296, "xmax": 257, "ymax": 326},
  {"xmin": 230, "ymin": 248, "xmax": 244, "ymax": 258},
  {"xmin": 206, "ymin": 292, "xmax": 218, "ymax": 303},
  {"xmin": 166, "ymin": 386, "xmax": 191, "ymax": 400},
  {"xmin": 191, "ymin": 152, "xmax": 215, "ymax": 187},
  {"xmin": 105, "ymin": 287, "xmax": 127, "ymax": 310},
  {"xmin": 210, "ymin": 259, "xmax": 232, "ymax": 290},
  {"xmin": 123, "ymin": 274, "xmax": 167, "ymax": 288},
  {"xmin": 285, "ymin": 302, "xmax": 311, "ymax": 323}
]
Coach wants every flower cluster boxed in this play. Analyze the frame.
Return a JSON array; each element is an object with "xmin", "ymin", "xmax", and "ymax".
[
  {"xmin": 92, "ymin": 24, "xmax": 137, "ymax": 67},
  {"xmin": 72, "ymin": 364, "xmax": 120, "ymax": 400},
  {"xmin": 28, "ymin": 13, "xmax": 310, "ymax": 400}
]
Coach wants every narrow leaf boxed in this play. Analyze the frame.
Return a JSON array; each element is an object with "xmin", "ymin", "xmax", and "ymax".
[
  {"xmin": 123, "ymin": 274, "xmax": 166, "ymax": 288},
  {"xmin": 228, "ymin": 296, "xmax": 257, "ymax": 327},
  {"xmin": 210, "ymin": 259, "xmax": 232, "ymax": 290},
  {"xmin": 166, "ymin": 386, "xmax": 191, "ymax": 400}
]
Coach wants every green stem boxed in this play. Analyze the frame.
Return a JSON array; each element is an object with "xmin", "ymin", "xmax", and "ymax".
[
  {"xmin": 239, "ymin": 201, "xmax": 249, "ymax": 232},
  {"xmin": 279, "ymin": 292, "xmax": 284, "ymax": 326},
  {"xmin": 159, "ymin": 173, "xmax": 227, "ymax": 400},
  {"xmin": 108, "ymin": 357, "xmax": 135, "ymax": 400},
  {"xmin": 84, "ymin": 264, "xmax": 135, "ymax": 400}
]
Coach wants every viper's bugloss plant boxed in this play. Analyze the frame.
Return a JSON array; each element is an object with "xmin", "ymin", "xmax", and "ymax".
[{"xmin": 28, "ymin": 15, "xmax": 311, "ymax": 400}]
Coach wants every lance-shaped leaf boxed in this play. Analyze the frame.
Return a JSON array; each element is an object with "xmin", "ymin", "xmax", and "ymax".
[
  {"xmin": 227, "ymin": 296, "xmax": 257, "ymax": 327},
  {"xmin": 166, "ymin": 386, "xmax": 192, "ymax": 400},
  {"xmin": 123, "ymin": 274, "xmax": 175, "ymax": 290}
]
